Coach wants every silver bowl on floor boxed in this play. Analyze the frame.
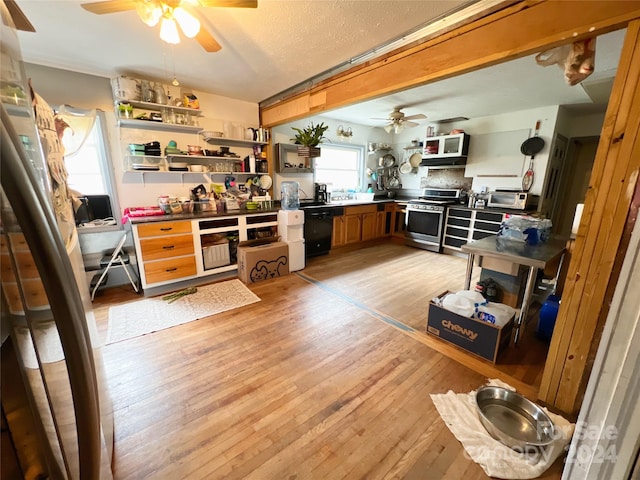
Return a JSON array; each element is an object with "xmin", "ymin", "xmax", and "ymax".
[{"xmin": 475, "ymin": 385, "xmax": 556, "ymax": 450}]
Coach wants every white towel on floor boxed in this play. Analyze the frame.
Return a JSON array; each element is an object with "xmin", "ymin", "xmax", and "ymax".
[{"xmin": 430, "ymin": 379, "xmax": 574, "ymax": 479}]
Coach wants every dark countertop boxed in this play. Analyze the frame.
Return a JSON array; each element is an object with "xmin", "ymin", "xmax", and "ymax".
[
  {"xmin": 127, "ymin": 206, "xmax": 282, "ymax": 224},
  {"xmin": 128, "ymin": 198, "xmax": 404, "ymax": 224},
  {"xmin": 448, "ymin": 205, "xmax": 539, "ymax": 214}
]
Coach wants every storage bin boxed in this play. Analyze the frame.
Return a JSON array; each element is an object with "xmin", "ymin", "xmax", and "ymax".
[{"xmin": 203, "ymin": 243, "xmax": 230, "ymax": 270}]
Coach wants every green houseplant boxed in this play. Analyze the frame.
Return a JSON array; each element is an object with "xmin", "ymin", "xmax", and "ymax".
[{"xmin": 291, "ymin": 122, "xmax": 329, "ymax": 158}]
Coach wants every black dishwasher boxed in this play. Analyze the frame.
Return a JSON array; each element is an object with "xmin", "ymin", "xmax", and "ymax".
[{"xmin": 303, "ymin": 206, "xmax": 335, "ymax": 257}]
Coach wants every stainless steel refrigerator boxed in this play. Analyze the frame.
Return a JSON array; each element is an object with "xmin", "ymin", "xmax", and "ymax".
[{"xmin": 1, "ymin": 3, "xmax": 113, "ymax": 478}]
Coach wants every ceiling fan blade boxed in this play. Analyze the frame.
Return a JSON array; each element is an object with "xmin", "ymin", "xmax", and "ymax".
[
  {"xmin": 196, "ymin": 26, "xmax": 222, "ymax": 52},
  {"xmin": 403, "ymin": 114, "xmax": 427, "ymax": 121},
  {"xmin": 6, "ymin": 0, "xmax": 35, "ymax": 32},
  {"xmin": 198, "ymin": 0, "xmax": 258, "ymax": 7},
  {"xmin": 402, "ymin": 120, "xmax": 419, "ymax": 128},
  {"xmin": 81, "ymin": 0, "xmax": 137, "ymax": 14},
  {"xmin": 371, "ymin": 117, "xmax": 392, "ymax": 121}
]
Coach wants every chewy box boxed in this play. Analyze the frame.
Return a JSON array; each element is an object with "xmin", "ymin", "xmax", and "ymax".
[
  {"xmin": 237, "ymin": 237, "xmax": 289, "ymax": 284},
  {"xmin": 427, "ymin": 291, "xmax": 514, "ymax": 363}
]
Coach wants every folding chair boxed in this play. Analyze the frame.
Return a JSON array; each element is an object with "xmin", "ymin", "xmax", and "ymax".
[{"xmin": 90, "ymin": 233, "xmax": 139, "ymax": 301}]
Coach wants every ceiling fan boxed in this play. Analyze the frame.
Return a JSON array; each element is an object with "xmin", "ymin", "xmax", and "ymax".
[
  {"xmin": 5, "ymin": 0, "xmax": 36, "ymax": 31},
  {"xmin": 373, "ymin": 107, "xmax": 427, "ymax": 134},
  {"xmin": 80, "ymin": 0, "xmax": 257, "ymax": 52}
]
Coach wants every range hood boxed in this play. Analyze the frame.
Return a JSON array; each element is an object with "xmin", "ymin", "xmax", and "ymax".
[{"xmin": 420, "ymin": 156, "xmax": 467, "ymax": 167}]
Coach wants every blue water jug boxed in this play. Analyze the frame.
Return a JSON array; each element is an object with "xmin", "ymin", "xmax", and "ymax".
[{"xmin": 537, "ymin": 294, "xmax": 560, "ymax": 342}]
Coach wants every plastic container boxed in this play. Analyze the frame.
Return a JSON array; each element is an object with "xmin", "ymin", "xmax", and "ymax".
[
  {"xmin": 280, "ymin": 181, "xmax": 300, "ymax": 210},
  {"xmin": 475, "ymin": 303, "xmax": 515, "ymax": 327},
  {"xmin": 537, "ymin": 295, "xmax": 560, "ymax": 341}
]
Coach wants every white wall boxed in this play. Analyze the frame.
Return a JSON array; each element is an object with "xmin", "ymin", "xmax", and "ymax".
[
  {"xmin": 25, "ymin": 64, "xmax": 260, "ymax": 210},
  {"xmin": 270, "ymin": 115, "xmax": 393, "ymax": 199}
]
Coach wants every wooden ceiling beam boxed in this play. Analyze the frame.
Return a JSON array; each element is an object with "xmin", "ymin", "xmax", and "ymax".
[{"xmin": 260, "ymin": 0, "xmax": 640, "ymax": 128}]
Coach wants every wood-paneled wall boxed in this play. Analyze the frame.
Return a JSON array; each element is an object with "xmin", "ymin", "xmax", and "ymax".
[{"xmin": 259, "ymin": 1, "xmax": 640, "ymax": 415}]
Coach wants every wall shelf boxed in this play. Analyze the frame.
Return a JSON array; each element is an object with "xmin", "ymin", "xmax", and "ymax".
[
  {"xmin": 202, "ymin": 137, "xmax": 268, "ymax": 148},
  {"xmin": 117, "ymin": 118, "xmax": 203, "ymax": 133},
  {"xmin": 115, "ymin": 98, "xmax": 203, "ymax": 116}
]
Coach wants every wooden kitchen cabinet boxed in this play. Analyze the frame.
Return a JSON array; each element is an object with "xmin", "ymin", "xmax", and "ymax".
[
  {"xmin": 361, "ymin": 212, "xmax": 377, "ymax": 242},
  {"xmin": 139, "ymin": 234, "xmax": 194, "ymax": 261},
  {"xmin": 392, "ymin": 202, "xmax": 407, "ymax": 238},
  {"xmin": 332, "ymin": 215, "xmax": 346, "ymax": 247},
  {"xmin": 379, "ymin": 202, "xmax": 394, "ymax": 237},
  {"xmin": 133, "ymin": 219, "xmax": 197, "ymax": 288},
  {"xmin": 376, "ymin": 211, "xmax": 386, "ymax": 237},
  {"xmin": 333, "ymin": 203, "xmax": 389, "ymax": 247},
  {"xmin": 345, "ymin": 214, "xmax": 362, "ymax": 244}
]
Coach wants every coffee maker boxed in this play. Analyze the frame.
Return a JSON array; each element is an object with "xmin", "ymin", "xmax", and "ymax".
[{"xmin": 314, "ymin": 183, "xmax": 328, "ymax": 204}]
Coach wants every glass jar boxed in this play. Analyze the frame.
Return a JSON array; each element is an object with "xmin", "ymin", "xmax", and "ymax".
[
  {"xmin": 280, "ymin": 181, "xmax": 300, "ymax": 210},
  {"xmin": 140, "ymin": 80, "xmax": 155, "ymax": 103}
]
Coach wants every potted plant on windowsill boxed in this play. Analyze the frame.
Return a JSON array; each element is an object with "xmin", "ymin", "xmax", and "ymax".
[{"xmin": 291, "ymin": 122, "xmax": 329, "ymax": 158}]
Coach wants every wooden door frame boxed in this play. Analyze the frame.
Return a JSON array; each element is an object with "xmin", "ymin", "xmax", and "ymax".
[{"xmin": 259, "ymin": 1, "xmax": 640, "ymax": 415}]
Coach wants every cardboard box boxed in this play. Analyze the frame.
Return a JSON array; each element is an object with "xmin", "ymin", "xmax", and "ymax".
[
  {"xmin": 237, "ymin": 237, "xmax": 289, "ymax": 284},
  {"xmin": 427, "ymin": 291, "xmax": 514, "ymax": 363}
]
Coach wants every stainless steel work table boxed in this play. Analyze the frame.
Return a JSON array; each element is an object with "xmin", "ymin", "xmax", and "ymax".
[{"xmin": 461, "ymin": 235, "xmax": 567, "ymax": 345}]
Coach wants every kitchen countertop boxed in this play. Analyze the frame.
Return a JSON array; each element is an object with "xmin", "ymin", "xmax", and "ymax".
[
  {"xmin": 461, "ymin": 234, "xmax": 568, "ymax": 269},
  {"xmin": 127, "ymin": 206, "xmax": 282, "ymax": 224},
  {"xmin": 449, "ymin": 205, "xmax": 539, "ymax": 214},
  {"xmin": 127, "ymin": 198, "xmax": 403, "ymax": 223}
]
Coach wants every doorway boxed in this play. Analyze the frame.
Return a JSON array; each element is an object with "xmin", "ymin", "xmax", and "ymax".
[{"xmin": 552, "ymin": 136, "xmax": 599, "ymax": 237}]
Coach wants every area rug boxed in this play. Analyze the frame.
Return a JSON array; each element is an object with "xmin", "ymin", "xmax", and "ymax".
[{"xmin": 106, "ymin": 279, "xmax": 260, "ymax": 344}]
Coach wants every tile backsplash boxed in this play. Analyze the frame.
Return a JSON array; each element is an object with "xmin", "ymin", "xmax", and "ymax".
[{"xmin": 420, "ymin": 168, "xmax": 472, "ymax": 190}]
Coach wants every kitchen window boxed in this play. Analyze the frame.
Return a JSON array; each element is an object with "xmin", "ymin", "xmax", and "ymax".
[
  {"xmin": 314, "ymin": 143, "xmax": 364, "ymax": 190},
  {"xmin": 57, "ymin": 107, "xmax": 120, "ymax": 227}
]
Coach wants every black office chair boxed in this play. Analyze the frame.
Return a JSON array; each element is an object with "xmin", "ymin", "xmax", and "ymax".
[{"xmin": 91, "ymin": 233, "xmax": 139, "ymax": 301}]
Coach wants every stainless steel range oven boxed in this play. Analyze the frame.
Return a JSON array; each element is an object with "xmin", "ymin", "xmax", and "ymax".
[{"xmin": 405, "ymin": 188, "xmax": 463, "ymax": 253}]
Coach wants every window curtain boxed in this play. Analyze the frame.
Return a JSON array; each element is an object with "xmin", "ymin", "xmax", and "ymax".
[{"xmin": 55, "ymin": 105, "xmax": 98, "ymax": 157}]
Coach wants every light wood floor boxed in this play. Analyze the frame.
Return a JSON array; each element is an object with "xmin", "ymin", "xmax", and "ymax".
[{"xmin": 93, "ymin": 242, "xmax": 563, "ymax": 479}]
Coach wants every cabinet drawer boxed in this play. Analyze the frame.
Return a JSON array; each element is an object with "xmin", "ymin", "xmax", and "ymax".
[
  {"xmin": 446, "ymin": 226, "xmax": 469, "ymax": 238},
  {"xmin": 3, "ymin": 279, "xmax": 48, "ymax": 312},
  {"xmin": 448, "ymin": 208, "xmax": 472, "ymax": 218},
  {"xmin": 144, "ymin": 256, "xmax": 197, "ymax": 284},
  {"xmin": 476, "ymin": 211, "xmax": 504, "ymax": 223},
  {"xmin": 444, "ymin": 236, "xmax": 468, "ymax": 248},
  {"xmin": 137, "ymin": 221, "xmax": 192, "ymax": 237},
  {"xmin": 474, "ymin": 221, "xmax": 501, "ymax": 233},
  {"xmin": 473, "ymin": 230, "xmax": 495, "ymax": 241},
  {"xmin": 345, "ymin": 205, "xmax": 376, "ymax": 215},
  {"xmin": 140, "ymin": 234, "xmax": 194, "ymax": 261},
  {"xmin": 448, "ymin": 217, "xmax": 471, "ymax": 228}
]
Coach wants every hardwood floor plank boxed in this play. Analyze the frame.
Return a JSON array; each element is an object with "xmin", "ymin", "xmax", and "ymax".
[{"xmin": 89, "ymin": 243, "xmax": 560, "ymax": 479}]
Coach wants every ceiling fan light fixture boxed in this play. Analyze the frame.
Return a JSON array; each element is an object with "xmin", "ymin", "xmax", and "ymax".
[
  {"xmin": 160, "ymin": 16, "xmax": 180, "ymax": 44},
  {"xmin": 173, "ymin": 6, "xmax": 200, "ymax": 38},
  {"xmin": 394, "ymin": 123, "xmax": 404, "ymax": 134},
  {"xmin": 384, "ymin": 124, "xmax": 393, "ymax": 134},
  {"xmin": 136, "ymin": 0, "xmax": 162, "ymax": 26}
]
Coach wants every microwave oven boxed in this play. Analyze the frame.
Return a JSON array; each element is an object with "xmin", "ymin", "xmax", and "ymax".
[{"xmin": 486, "ymin": 191, "xmax": 538, "ymax": 210}]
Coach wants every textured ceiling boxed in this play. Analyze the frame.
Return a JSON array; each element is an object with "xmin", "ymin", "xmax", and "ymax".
[
  {"xmin": 15, "ymin": 0, "xmax": 471, "ymax": 103},
  {"xmin": 322, "ymin": 29, "xmax": 624, "ymax": 126},
  {"xmin": 13, "ymin": 1, "xmax": 625, "ymax": 127}
]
